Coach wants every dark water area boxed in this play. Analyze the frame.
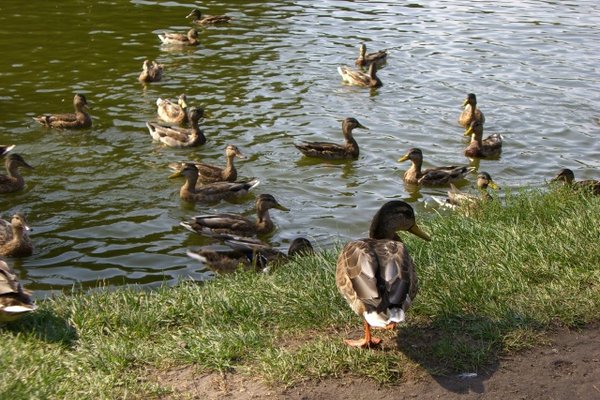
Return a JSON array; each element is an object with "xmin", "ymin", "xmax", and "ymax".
[{"xmin": 0, "ymin": 1, "xmax": 598, "ymax": 297}]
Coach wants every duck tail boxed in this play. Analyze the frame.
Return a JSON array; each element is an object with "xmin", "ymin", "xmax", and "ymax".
[{"xmin": 185, "ymin": 249, "xmax": 208, "ymax": 264}]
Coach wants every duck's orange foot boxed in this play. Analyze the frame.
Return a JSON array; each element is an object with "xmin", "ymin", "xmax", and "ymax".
[
  {"xmin": 344, "ymin": 336, "xmax": 382, "ymax": 348},
  {"xmin": 384, "ymin": 322, "xmax": 397, "ymax": 330}
]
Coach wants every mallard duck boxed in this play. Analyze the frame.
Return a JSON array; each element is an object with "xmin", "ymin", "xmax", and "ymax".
[
  {"xmin": 169, "ymin": 163, "xmax": 259, "ymax": 203},
  {"xmin": 156, "ymin": 94, "xmax": 188, "ymax": 125},
  {"xmin": 186, "ymin": 236, "xmax": 313, "ymax": 274},
  {"xmin": 179, "ymin": 144, "xmax": 246, "ymax": 183},
  {"xmin": 180, "ymin": 193, "xmax": 289, "ymax": 236},
  {"xmin": 336, "ymin": 201, "xmax": 430, "ymax": 348},
  {"xmin": 0, "ymin": 260, "xmax": 36, "ymax": 323},
  {"xmin": 186, "ymin": 8, "xmax": 232, "ymax": 25},
  {"xmin": 138, "ymin": 60, "xmax": 164, "ymax": 83},
  {"xmin": 33, "ymin": 93, "xmax": 92, "ymax": 129},
  {"xmin": 398, "ymin": 148, "xmax": 474, "ymax": 186},
  {"xmin": 436, "ymin": 172, "xmax": 499, "ymax": 209},
  {"xmin": 0, "ymin": 154, "xmax": 34, "ymax": 194},
  {"xmin": 146, "ymin": 107, "xmax": 205, "ymax": 148},
  {"xmin": 551, "ymin": 168, "xmax": 600, "ymax": 195},
  {"xmin": 0, "ymin": 213, "xmax": 33, "ymax": 257},
  {"xmin": 338, "ymin": 63, "xmax": 382, "ymax": 88},
  {"xmin": 168, "ymin": 145, "xmax": 246, "ymax": 182},
  {"xmin": 158, "ymin": 28, "xmax": 199, "ymax": 46},
  {"xmin": 464, "ymin": 120, "xmax": 502, "ymax": 158},
  {"xmin": 355, "ymin": 43, "xmax": 388, "ymax": 69},
  {"xmin": 0, "ymin": 145, "xmax": 15, "ymax": 158},
  {"xmin": 458, "ymin": 93, "xmax": 485, "ymax": 128},
  {"xmin": 294, "ymin": 118, "xmax": 368, "ymax": 160}
]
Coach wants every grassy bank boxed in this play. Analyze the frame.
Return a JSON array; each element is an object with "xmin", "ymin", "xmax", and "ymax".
[{"xmin": 2, "ymin": 187, "xmax": 599, "ymax": 399}]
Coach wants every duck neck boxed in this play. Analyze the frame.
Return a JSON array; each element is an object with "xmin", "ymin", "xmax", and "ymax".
[
  {"xmin": 255, "ymin": 209, "xmax": 274, "ymax": 234},
  {"xmin": 343, "ymin": 128, "xmax": 359, "ymax": 153},
  {"xmin": 191, "ymin": 121, "xmax": 206, "ymax": 145},
  {"xmin": 470, "ymin": 130, "xmax": 483, "ymax": 146},
  {"xmin": 369, "ymin": 221, "xmax": 400, "ymax": 241},
  {"xmin": 6, "ymin": 162, "xmax": 23, "ymax": 180},
  {"xmin": 182, "ymin": 173, "xmax": 198, "ymax": 194}
]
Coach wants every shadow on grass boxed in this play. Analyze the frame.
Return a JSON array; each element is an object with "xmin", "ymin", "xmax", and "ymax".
[
  {"xmin": 2, "ymin": 308, "xmax": 78, "ymax": 347},
  {"xmin": 396, "ymin": 312, "xmax": 542, "ymax": 395}
]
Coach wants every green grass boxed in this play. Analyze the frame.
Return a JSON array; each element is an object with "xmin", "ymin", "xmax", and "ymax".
[{"xmin": 2, "ymin": 187, "xmax": 599, "ymax": 398}]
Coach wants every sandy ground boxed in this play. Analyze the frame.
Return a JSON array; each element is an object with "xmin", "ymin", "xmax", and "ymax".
[{"xmin": 154, "ymin": 323, "xmax": 600, "ymax": 399}]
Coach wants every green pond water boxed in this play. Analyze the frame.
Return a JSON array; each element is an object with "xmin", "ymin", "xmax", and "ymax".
[{"xmin": 0, "ymin": 1, "xmax": 599, "ymax": 297}]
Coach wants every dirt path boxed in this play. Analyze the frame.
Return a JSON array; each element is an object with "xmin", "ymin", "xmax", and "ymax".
[{"xmin": 155, "ymin": 323, "xmax": 600, "ymax": 399}]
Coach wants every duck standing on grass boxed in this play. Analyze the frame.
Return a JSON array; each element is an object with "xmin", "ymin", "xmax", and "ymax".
[
  {"xmin": 458, "ymin": 93, "xmax": 485, "ymax": 128},
  {"xmin": 146, "ymin": 107, "xmax": 205, "ymax": 147},
  {"xmin": 398, "ymin": 148, "xmax": 474, "ymax": 186},
  {"xmin": 294, "ymin": 118, "xmax": 368, "ymax": 160},
  {"xmin": 0, "ymin": 154, "xmax": 34, "ymax": 194},
  {"xmin": 33, "ymin": 93, "xmax": 92, "ymax": 129},
  {"xmin": 338, "ymin": 63, "xmax": 382, "ymax": 88},
  {"xmin": 180, "ymin": 194, "xmax": 289, "ymax": 236},
  {"xmin": 0, "ymin": 260, "xmax": 37, "ymax": 323},
  {"xmin": 0, "ymin": 213, "xmax": 33, "ymax": 257},
  {"xmin": 336, "ymin": 201, "xmax": 431, "ymax": 348}
]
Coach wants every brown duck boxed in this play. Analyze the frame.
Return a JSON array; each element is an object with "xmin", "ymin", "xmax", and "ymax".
[
  {"xmin": 294, "ymin": 118, "xmax": 368, "ymax": 160},
  {"xmin": 33, "ymin": 93, "xmax": 92, "ymax": 129},
  {"xmin": 0, "ymin": 260, "xmax": 37, "ymax": 322},
  {"xmin": 0, "ymin": 214, "xmax": 33, "ymax": 257},
  {"xmin": 0, "ymin": 154, "xmax": 34, "ymax": 194},
  {"xmin": 169, "ymin": 163, "xmax": 259, "ymax": 203},
  {"xmin": 180, "ymin": 194, "xmax": 289, "ymax": 236},
  {"xmin": 398, "ymin": 148, "xmax": 473, "ymax": 186},
  {"xmin": 336, "ymin": 201, "xmax": 430, "ymax": 348},
  {"xmin": 458, "ymin": 93, "xmax": 485, "ymax": 128}
]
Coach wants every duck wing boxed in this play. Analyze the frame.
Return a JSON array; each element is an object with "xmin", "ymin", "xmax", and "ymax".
[{"xmin": 336, "ymin": 238, "xmax": 417, "ymax": 327}]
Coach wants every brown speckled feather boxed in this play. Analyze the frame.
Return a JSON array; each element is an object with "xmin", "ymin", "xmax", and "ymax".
[{"xmin": 336, "ymin": 238, "xmax": 417, "ymax": 317}]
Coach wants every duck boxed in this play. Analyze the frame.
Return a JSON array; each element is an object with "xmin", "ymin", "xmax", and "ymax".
[
  {"xmin": 180, "ymin": 193, "xmax": 289, "ymax": 236},
  {"xmin": 186, "ymin": 236, "xmax": 313, "ymax": 274},
  {"xmin": 146, "ymin": 107, "xmax": 205, "ymax": 148},
  {"xmin": 0, "ymin": 213, "xmax": 33, "ymax": 257},
  {"xmin": 138, "ymin": 60, "xmax": 164, "ymax": 83},
  {"xmin": 294, "ymin": 118, "xmax": 368, "ymax": 160},
  {"xmin": 169, "ymin": 163, "xmax": 259, "ymax": 203},
  {"xmin": 0, "ymin": 260, "xmax": 37, "ymax": 323},
  {"xmin": 158, "ymin": 28, "xmax": 199, "ymax": 46},
  {"xmin": 458, "ymin": 93, "xmax": 485, "ymax": 128},
  {"xmin": 337, "ymin": 63, "xmax": 382, "ymax": 88},
  {"xmin": 178, "ymin": 144, "xmax": 246, "ymax": 183},
  {"xmin": 398, "ymin": 148, "xmax": 474, "ymax": 186},
  {"xmin": 551, "ymin": 168, "xmax": 600, "ymax": 195},
  {"xmin": 433, "ymin": 172, "xmax": 499, "ymax": 209},
  {"xmin": 33, "ymin": 93, "xmax": 92, "ymax": 129},
  {"xmin": 0, "ymin": 154, "xmax": 34, "ymax": 194},
  {"xmin": 355, "ymin": 43, "xmax": 388, "ymax": 69},
  {"xmin": 186, "ymin": 8, "xmax": 232, "ymax": 25},
  {"xmin": 0, "ymin": 145, "xmax": 15, "ymax": 158},
  {"xmin": 336, "ymin": 200, "xmax": 431, "ymax": 348},
  {"xmin": 156, "ymin": 94, "xmax": 189, "ymax": 125},
  {"xmin": 464, "ymin": 120, "xmax": 503, "ymax": 158}
]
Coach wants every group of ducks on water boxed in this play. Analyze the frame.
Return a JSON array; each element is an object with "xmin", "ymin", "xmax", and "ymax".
[{"xmin": 2, "ymin": 9, "xmax": 599, "ymax": 348}]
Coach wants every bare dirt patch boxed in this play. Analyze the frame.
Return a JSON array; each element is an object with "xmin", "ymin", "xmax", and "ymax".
[{"xmin": 151, "ymin": 323, "xmax": 600, "ymax": 399}]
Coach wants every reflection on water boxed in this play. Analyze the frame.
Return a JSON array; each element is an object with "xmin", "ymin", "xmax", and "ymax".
[{"xmin": 0, "ymin": 1, "xmax": 599, "ymax": 297}]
